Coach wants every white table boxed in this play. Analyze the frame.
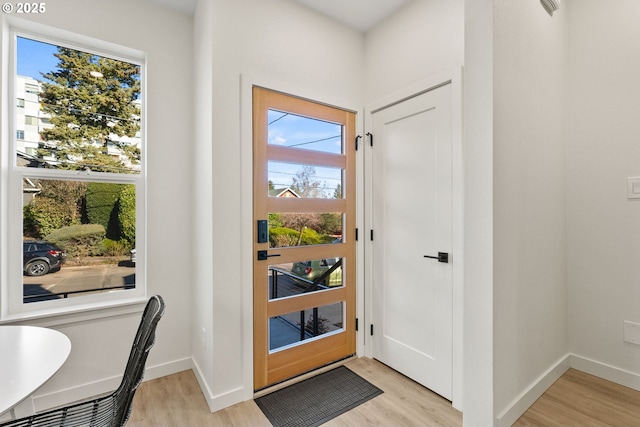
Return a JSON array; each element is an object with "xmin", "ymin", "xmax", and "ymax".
[{"xmin": 0, "ymin": 326, "xmax": 71, "ymax": 417}]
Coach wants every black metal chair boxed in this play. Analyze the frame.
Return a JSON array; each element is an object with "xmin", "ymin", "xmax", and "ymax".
[{"xmin": 1, "ymin": 295, "xmax": 165, "ymax": 427}]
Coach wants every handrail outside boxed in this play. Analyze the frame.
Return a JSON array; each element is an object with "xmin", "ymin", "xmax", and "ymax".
[
  {"xmin": 268, "ymin": 259, "xmax": 343, "ymax": 341},
  {"xmin": 23, "ymin": 284, "xmax": 134, "ymax": 303}
]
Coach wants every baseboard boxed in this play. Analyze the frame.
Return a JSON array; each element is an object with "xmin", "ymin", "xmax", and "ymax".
[
  {"xmin": 31, "ymin": 357, "xmax": 193, "ymax": 413},
  {"xmin": 570, "ymin": 353, "xmax": 640, "ymax": 392},
  {"xmin": 191, "ymin": 358, "xmax": 248, "ymax": 413},
  {"xmin": 496, "ymin": 353, "xmax": 640, "ymax": 427},
  {"xmin": 495, "ymin": 354, "xmax": 571, "ymax": 427}
]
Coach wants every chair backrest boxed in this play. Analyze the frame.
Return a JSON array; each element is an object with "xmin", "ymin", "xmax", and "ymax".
[{"xmin": 112, "ymin": 295, "xmax": 165, "ymax": 426}]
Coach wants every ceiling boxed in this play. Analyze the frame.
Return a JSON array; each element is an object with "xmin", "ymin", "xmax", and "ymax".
[
  {"xmin": 146, "ymin": 0, "xmax": 197, "ymax": 15},
  {"xmin": 147, "ymin": 0, "xmax": 411, "ymax": 32},
  {"xmin": 289, "ymin": 0, "xmax": 411, "ymax": 32}
]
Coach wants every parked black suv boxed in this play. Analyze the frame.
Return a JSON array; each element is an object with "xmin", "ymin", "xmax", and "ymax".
[{"xmin": 23, "ymin": 241, "xmax": 66, "ymax": 276}]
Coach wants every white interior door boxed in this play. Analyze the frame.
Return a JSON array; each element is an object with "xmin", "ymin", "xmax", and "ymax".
[{"xmin": 371, "ymin": 83, "xmax": 453, "ymax": 400}]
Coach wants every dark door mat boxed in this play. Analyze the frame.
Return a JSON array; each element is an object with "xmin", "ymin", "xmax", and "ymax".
[{"xmin": 255, "ymin": 366, "xmax": 383, "ymax": 427}]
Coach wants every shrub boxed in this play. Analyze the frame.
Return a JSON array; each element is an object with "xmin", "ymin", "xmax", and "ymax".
[
  {"xmin": 101, "ymin": 239, "xmax": 130, "ymax": 257},
  {"xmin": 24, "ymin": 198, "xmax": 75, "ymax": 239},
  {"xmin": 84, "ymin": 183, "xmax": 122, "ymax": 234},
  {"xmin": 269, "ymin": 227, "xmax": 332, "ymax": 247},
  {"xmin": 118, "ymin": 184, "xmax": 136, "ymax": 245},
  {"xmin": 46, "ymin": 224, "xmax": 106, "ymax": 258},
  {"xmin": 268, "ymin": 213, "xmax": 283, "ymax": 229}
]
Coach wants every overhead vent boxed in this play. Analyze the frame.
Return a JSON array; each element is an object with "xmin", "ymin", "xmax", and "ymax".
[{"xmin": 540, "ymin": 0, "xmax": 560, "ymax": 16}]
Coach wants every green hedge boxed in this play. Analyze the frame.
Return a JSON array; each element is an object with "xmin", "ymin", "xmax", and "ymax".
[
  {"xmin": 46, "ymin": 224, "xmax": 106, "ymax": 258},
  {"xmin": 118, "ymin": 184, "xmax": 136, "ymax": 245},
  {"xmin": 269, "ymin": 227, "xmax": 333, "ymax": 247},
  {"xmin": 85, "ymin": 183, "xmax": 122, "ymax": 234},
  {"xmin": 23, "ymin": 198, "xmax": 75, "ymax": 238}
]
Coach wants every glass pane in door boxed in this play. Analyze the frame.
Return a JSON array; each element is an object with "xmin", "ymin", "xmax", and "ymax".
[
  {"xmin": 268, "ymin": 211, "xmax": 343, "ymax": 248},
  {"xmin": 268, "ymin": 109, "xmax": 343, "ymax": 154},
  {"xmin": 267, "ymin": 161, "xmax": 344, "ymax": 199},
  {"xmin": 268, "ymin": 258, "xmax": 344, "ymax": 300},
  {"xmin": 269, "ymin": 302, "xmax": 344, "ymax": 351}
]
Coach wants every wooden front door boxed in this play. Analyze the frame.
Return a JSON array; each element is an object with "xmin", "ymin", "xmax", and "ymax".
[{"xmin": 253, "ymin": 86, "xmax": 357, "ymax": 390}]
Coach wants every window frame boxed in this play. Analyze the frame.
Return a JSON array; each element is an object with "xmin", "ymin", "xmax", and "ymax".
[{"xmin": 1, "ymin": 20, "xmax": 147, "ymax": 320}]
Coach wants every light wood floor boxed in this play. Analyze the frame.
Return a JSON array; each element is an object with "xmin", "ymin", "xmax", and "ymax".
[
  {"xmin": 513, "ymin": 368, "xmax": 640, "ymax": 427},
  {"xmin": 127, "ymin": 358, "xmax": 461, "ymax": 427},
  {"xmin": 127, "ymin": 359, "xmax": 640, "ymax": 427}
]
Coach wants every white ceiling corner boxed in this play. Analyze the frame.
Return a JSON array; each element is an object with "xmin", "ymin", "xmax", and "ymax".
[
  {"xmin": 145, "ymin": 0, "xmax": 411, "ymax": 32},
  {"xmin": 291, "ymin": 0, "xmax": 412, "ymax": 32},
  {"xmin": 146, "ymin": 0, "xmax": 198, "ymax": 15}
]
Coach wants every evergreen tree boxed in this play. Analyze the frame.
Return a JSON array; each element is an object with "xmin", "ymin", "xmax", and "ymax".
[
  {"xmin": 333, "ymin": 183, "xmax": 342, "ymax": 199},
  {"xmin": 118, "ymin": 184, "xmax": 136, "ymax": 246},
  {"xmin": 39, "ymin": 47, "xmax": 140, "ymax": 173}
]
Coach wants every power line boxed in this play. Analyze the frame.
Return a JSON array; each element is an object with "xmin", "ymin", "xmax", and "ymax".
[
  {"xmin": 268, "ymin": 169, "xmax": 342, "ymax": 182},
  {"xmin": 288, "ymin": 135, "xmax": 341, "ymax": 148},
  {"xmin": 268, "ymin": 112, "xmax": 289, "ymax": 125},
  {"xmin": 39, "ymin": 102, "xmax": 141, "ymax": 124}
]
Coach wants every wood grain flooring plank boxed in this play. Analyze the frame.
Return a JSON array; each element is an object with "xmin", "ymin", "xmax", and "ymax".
[{"xmin": 128, "ymin": 361, "xmax": 640, "ymax": 427}]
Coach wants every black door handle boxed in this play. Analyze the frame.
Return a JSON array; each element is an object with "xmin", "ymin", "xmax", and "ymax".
[
  {"xmin": 257, "ymin": 250, "xmax": 281, "ymax": 261},
  {"xmin": 424, "ymin": 252, "xmax": 449, "ymax": 263}
]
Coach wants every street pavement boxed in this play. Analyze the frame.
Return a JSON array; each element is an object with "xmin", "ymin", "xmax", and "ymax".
[{"xmin": 23, "ymin": 261, "xmax": 135, "ymax": 300}]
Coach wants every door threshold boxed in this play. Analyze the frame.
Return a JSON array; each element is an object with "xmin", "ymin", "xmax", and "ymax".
[{"xmin": 253, "ymin": 355, "xmax": 357, "ymax": 398}]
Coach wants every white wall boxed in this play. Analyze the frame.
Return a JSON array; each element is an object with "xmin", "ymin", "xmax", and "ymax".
[
  {"xmin": 463, "ymin": 0, "xmax": 495, "ymax": 424},
  {"xmin": 189, "ymin": 0, "xmax": 640, "ymax": 422},
  {"xmin": 567, "ymin": 0, "xmax": 640, "ymax": 385},
  {"xmin": 192, "ymin": 0, "xmax": 364, "ymax": 411},
  {"xmin": 492, "ymin": 0, "xmax": 569, "ymax": 424},
  {"xmin": 192, "ymin": 0, "xmax": 215, "ymax": 406},
  {"xmin": 0, "ymin": 0, "xmax": 193, "ymax": 411},
  {"xmin": 364, "ymin": 0, "xmax": 464, "ymax": 103},
  {"xmin": 467, "ymin": 1, "xmax": 640, "ymax": 424}
]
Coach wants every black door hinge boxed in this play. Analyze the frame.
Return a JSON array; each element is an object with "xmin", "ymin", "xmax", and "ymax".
[
  {"xmin": 355, "ymin": 318, "xmax": 359, "ymax": 331},
  {"xmin": 355, "ymin": 228, "xmax": 358, "ymax": 241},
  {"xmin": 370, "ymin": 230, "xmax": 374, "ymax": 241},
  {"xmin": 370, "ymin": 324, "xmax": 374, "ymax": 336}
]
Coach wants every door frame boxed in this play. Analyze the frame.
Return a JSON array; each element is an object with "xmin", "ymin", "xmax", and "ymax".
[
  {"xmin": 240, "ymin": 73, "xmax": 365, "ymax": 398},
  {"xmin": 363, "ymin": 67, "xmax": 464, "ymax": 410}
]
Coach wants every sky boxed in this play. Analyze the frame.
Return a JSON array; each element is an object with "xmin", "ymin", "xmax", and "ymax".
[
  {"xmin": 16, "ymin": 37, "xmax": 342, "ymax": 196},
  {"xmin": 267, "ymin": 109, "xmax": 344, "ymax": 197},
  {"xmin": 17, "ymin": 37, "xmax": 59, "ymax": 81}
]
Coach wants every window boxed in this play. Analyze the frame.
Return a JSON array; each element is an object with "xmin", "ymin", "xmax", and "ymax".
[
  {"xmin": 25, "ymin": 83, "xmax": 39, "ymax": 94},
  {"xmin": 3, "ymin": 27, "xmax": 146, "ymax": 317}
]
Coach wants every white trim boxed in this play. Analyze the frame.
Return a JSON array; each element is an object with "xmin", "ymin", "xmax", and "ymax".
[
  {"xmin": 495, "ymin": 353, "xmax": 640, "ymax": 427},
  {"xmin": 239, "ymin": 73, "xmax": 255, "ymax": 405},
  {"xmin": 570, "ymin": 353, "xmax": 640, "ymax": 392},
  {"xmin": 192, "ymin": 357, "xmax": 247, "ymax": 413},
  {"xmin": 366, "ymin": 70, "xmax": 459, "ymax": 114},
  {"xmin": 0, "ymin": 296, "xmax": 148, "ymax": 326},
  {"xmin": 496, "ymin": 354, "xmax": 571, "ymax": 427},
  {"xmin": 363, "ymin": 67, "xmax": 464, "ymax": 410},
  {"xmin": 4, "ymin": 16, "xmax": 145, "ymax": 64},
  {"xmin": 1, "ymin": 18, "xmax": 147, "ymax": 319},
  {"xmin": 240, "ymin": 71, "xmax": 364, "ymax": 400}
]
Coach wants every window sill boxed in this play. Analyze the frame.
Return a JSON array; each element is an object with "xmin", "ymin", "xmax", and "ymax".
[{"xmin": 0, "ymin": 295, "xmax": 149, "ymax": 327}]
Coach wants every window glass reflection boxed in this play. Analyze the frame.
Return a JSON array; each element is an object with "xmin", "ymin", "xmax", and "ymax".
[
  {"xmin": 268, "ymin": 258, "xmax": 343, "ymax": 301},
  {"xmin": 268, "ymin": 109, "xmax": 343, "ymax": 155},
  {"xmin": 269, "ymin": 302, "xmax": 344, "ymax": 351}
]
